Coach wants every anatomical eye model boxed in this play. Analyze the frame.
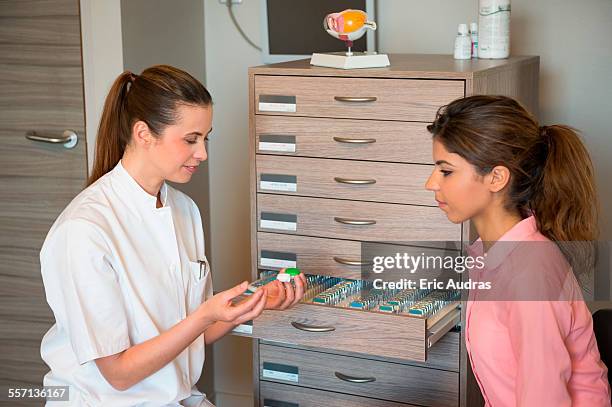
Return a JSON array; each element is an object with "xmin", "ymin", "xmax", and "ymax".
[
  {"xmin": 311, "ymin": 9, "xmax": 390, "ymax": 69},
  {"xmin": 324, "ymin": 9, "xmax": 377, "ymax": 55}
]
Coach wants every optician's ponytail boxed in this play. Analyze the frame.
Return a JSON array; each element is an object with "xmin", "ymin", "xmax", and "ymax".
[
  {"xmin": 427, "ymin": 95, "xmax": 599, "ymax": 243},
  {"xmin": 88, "ymin": 65, "xmax": 212, "ymax": 186}
]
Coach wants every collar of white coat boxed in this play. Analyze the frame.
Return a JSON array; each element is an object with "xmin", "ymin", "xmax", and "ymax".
[
  {"xmin": 466, "ymin": 215, "xmax": 539, "ymax": 272},
  {"xmin": 113, "ymin": 160, "xmax": 169, "ymax": 215}
]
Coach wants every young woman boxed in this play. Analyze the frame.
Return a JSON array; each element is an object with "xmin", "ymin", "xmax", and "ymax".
[
  {"xmin": 40, "ymin": 65, "xmax": 306, "ymax": 406},
  {"xmin": 425, "ymin": 95, "xmax": 610, "ymax": 406}
]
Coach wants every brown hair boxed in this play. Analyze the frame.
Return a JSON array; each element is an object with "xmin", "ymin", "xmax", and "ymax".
[
  {"xmin": 88, "ymin": 65, "xmax": 212, "ymax": 186},
  {"xmin": 427, "ymin": 95, "xmax": 599, "ymax": 243}
]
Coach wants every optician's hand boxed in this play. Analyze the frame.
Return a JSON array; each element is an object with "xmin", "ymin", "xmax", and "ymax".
[
  {"xmin": 197, "ymin": 282, "xmax": 267, "ymax": 327},
  {"xmin": 262, "ymin": 269, "xmax": 306, "ymax": 310}
]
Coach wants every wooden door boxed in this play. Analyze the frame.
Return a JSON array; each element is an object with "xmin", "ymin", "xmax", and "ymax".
[{"xmin": 0, "ymin": 0, "xmax": 88, "ymax": 397}]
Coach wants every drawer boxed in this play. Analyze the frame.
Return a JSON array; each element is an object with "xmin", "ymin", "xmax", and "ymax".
[
  {"xmin": 255, "ymin": 116, "xmax": 432, "ymax": 164},
  {"xmin": 254, "ymin": 75, "xmax": 464, "ymax": 121},
  {"xmin": 262, "ymin": 329, "xmax": 461, "ymax": 372},
  {"xmin": 258, "ymin": 344, "xmax": 459, "ymax": 407},
  {"xmin": 251, "ymin": 282, "xmax": 461, "ymax": 361},
  {"xmin": 257, "ymin": 232, "xmax": 459, "ymax": 279},
  {"xmin": 258, "ymin": 232, "xmax": 364, "ymax": 279},
  {"xmin": 256, "ymin": 155, "xmax": 435, "ymax": 206},
  {"xmin": 257, "ymin": 194, "xmax": 461, "ymax": 242},
  {"xmin": 260, "ymin": 381, "xmax": 419, "ymax": 407}
]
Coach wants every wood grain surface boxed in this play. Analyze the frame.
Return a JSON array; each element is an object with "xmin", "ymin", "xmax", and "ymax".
[
  {"xmin": 259, "ymin": 343, "xmax": 459, "ymax": 407},
  {"xmin": 255, "ymin": 75, "xmax": 463, "ymax": 122},
  {"xmin": 257, "ymin": 193, "xmax": 461, "ymax": 242},
  {"xmin": 256, "ymin": 155, "xmax": 436, "ymax": 206},
  {"xmin": 256, "ymin": 115, "xmax": 433, "ymax": 164}
]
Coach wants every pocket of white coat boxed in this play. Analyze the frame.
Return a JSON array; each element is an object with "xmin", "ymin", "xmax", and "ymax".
[{"xmin": 188, "ymin": 258, "xmax": 211, "ymax": 313}]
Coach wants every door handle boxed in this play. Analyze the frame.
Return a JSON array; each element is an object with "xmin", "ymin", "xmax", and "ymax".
[
  {"xmin": 334, "ymin": 371, "xmax": 376, "ymax": 383},
  {"xmin": 25, "ymin": 130, "xmax": 78, "ymax": 149}
]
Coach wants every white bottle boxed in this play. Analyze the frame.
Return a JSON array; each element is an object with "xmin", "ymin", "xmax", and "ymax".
[
  {"xmin": 453, "ymin": 23, "xmax": 472, "ymax": 60},
  {"xmin": 478, "ymin": 0, "xmax": 511, "ymax": 59},
  {"xmin": 470, "ymin": 22, "xmax": 479, "ymax": 58}
]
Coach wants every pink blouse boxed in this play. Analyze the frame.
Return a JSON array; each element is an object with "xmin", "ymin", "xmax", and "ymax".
[{"xmin": 466, "ymin": 216, "xmax": 610, "ymax": 406}]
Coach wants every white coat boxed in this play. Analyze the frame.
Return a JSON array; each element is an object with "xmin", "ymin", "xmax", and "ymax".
[{"xmin": 40, "ymin": 161, "xmax": 214, "ymax": 406}]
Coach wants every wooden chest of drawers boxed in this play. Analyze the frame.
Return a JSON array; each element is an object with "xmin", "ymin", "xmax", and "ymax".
[{"xmin": 244, "ymin": 54, "xmax": 539, "ymax": 407}]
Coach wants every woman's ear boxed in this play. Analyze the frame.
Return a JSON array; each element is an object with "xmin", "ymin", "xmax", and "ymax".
[
  {"xmin": 132, "ymin": 120, "xmax": 153, "ymax": 148},
  {"xmin": 486, "ymin": 165, "xmax": 511, "ymax": 193}
]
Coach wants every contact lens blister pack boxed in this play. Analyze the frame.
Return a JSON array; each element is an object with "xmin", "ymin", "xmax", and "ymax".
[
  {"xmin": 245, "ymin": 268, "xmax": 304, "ymax": 294},
  {"xmin": 245, "ymin": 271, "xmax": 461, "ymax": 325}
]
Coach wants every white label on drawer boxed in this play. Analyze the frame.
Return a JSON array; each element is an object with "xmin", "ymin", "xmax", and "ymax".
[
  {"xmin": 260, "ymin": 250, "xmax": 297, "ymax": 269},
  {"xmin": 260, "ymin": 181, "xmax": 297, "ymax": 192},
  {"xmin": 262, "ymin": 362, "xmax": 299, "ymax": 383},
  {"xmin": 259, "ymin": 95, "xmax": 297, "ymax": 113},
  {"xmin": 260, "ymin": 219, "xmax": 297, "ymax": 231},
  {"xmin": 260, "ymin": 258, "xmax": 297, "ymax": 269},
  {"xmin": 259, "ymin": 141, "xmax": 296, "ymax": 152},
  {"xmin": 232, "ymin": 323, "xmax": 253, "ymax": 335},
  {"xmin": 260, "ymin": 174, "xmax": 297, "ymax": 192},
  {"xmin": 260, "ymin": 212, "xmax": 297, "ymax": 232},
  {"xmin": 259, "ymin": 135, "xmax": 296, "ymax": 153}
]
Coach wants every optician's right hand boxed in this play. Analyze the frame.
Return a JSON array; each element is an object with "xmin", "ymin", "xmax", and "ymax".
[{"xmin": 196, "ymin": 281, "xmax": 267, "ymax": 328}]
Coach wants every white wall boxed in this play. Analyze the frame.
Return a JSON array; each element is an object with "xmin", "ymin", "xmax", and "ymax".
[
  {"xmin": 80, "ymin": 0, "xmax": 124, "ymax": 173},
  {"xmin": 203, "ymin": 0, "xmax": 262, "ymax": 404},
  {"xmin": 203, "ymin": 0, "xmax": 612, "ymax": 403}
]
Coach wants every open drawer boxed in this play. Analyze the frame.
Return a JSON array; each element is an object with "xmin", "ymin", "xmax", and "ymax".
[
  {"xmin": 252, "ymin": 300, "xmax": 459, "ymax": 362},
  {"xmin": 234, "ymin": 273, "xmax": 460, "ymax": 362}
]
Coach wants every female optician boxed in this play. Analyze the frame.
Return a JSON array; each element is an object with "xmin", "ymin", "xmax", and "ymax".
[
  {"xmin": 426, "ymin": 95, "xmax": 610, "ymax": 406},
  {"xmin": 39, "ymin": 65, "xmax": 306, "ymax": 406}
]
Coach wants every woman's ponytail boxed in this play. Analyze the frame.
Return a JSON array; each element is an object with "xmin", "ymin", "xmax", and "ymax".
[
  {"xmin": 87, "ymin": 71, "xmax": 134, "ymax": 186},
  {"xmin": 531, "ymin": 125, "xmax": 599, "ymax": 242}
]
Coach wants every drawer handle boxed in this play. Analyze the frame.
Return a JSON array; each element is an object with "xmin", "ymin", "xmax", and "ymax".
[
  {"xmin": 334, "ymin": 372, "xmax": 376, "ymax": 383},
  {"xmin": 334, "ymin": 217, "xmax": 377, "ymax": 226},
  {"xmin": 334, "ymin": 96, "xmax": 377, "ymax": 103},
  {"xmin": 333, "ymin": 257, "xmax": 373, "ymax": 267},
  {"xmin": 333, "ymin": 136, "xmax": 377, "ymax": 144},
  {"xmin": 291, "ymin": 321, "xmax": 335, "ymax": 332},
  {"xmin": 334, "ymin": 177, "xmax": 376, "ymax": 185}
]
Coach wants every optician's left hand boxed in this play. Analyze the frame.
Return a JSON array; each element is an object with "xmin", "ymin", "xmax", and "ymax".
[{"xmin": 262, "ymin": 269, "xmax": 307, "ymax": 310}]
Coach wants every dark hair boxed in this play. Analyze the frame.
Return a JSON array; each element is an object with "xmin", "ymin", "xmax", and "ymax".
[
  {"xmin": 427, "ymin": 95, "xmax": 598, "ymax": 243},
  {"xmin": 88, "ymin": 65, "xmax": 212, "ymax": 186}
]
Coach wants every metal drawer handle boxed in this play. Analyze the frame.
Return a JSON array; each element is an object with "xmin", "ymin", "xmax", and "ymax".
[
  {"xmin": 334, "ymin": 177, "xmax": 376, "ymax": 185},
  {"xmin": 334, "ymin": 217, "xmax": 377, "ymax": 226},
  {"xmin": 334, "ymin": 96, "xmax": 377, "ymax": 103},
  {"xmin": 333, "ymin": 136, "xmax": 377, "ymax": 144},
  {"xmin": 334, "ymin": 371, "xmax": 376, "ymax": 383},
  {"xmin": 291, "ymin": 321, "xmax": 335, "ymax": 332},
  {"xmin": 25, "ymin": 130, "xmax": 78, "ymax": 149},
  {"xmin": 333, "ymin": 257, "xmax": 373, "ymax": 267}
]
